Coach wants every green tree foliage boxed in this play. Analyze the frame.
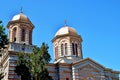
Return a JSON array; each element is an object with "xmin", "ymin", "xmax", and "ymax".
[
  {"xmin": 15, "ymin": 52, "xmax": 31, "ymax": 80},
  {"xmin": 0, "ymin": 20, "xmax": 8, "ymax": 50},
  {"xmin": 30, "ymin": 42, "xmax": 52, "ymax": 80},
  {"xmin": 38, "ymin": 69, "xmax": 53, "ymax": 80},
  {"xmin": 0, "ymin": 20, "xmax": 8, "ymax": 80},
  {"xmin": 15, "ymin": 42, "xmax": 53, "ymax": 80}
]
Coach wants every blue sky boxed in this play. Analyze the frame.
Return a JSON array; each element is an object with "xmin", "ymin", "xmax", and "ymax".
[{"xmin": 0, "ymin": 0, "xmax": 120, "ymax": 71}]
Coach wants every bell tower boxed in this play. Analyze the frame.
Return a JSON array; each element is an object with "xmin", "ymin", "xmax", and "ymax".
[
  {"xmin": 1, "ymin": 10, "xmax": 34, "ymax": 80},
  {"xmin": 8, "ymin": 11, "xmax": 34, "ymax": 45},
  {"xmin": 7, "ymin": 10, "xmax": 34, "ymax": 53},
  {"xmin": 52, "ymin": 23, "xmax": 83, "ymax": 63}
]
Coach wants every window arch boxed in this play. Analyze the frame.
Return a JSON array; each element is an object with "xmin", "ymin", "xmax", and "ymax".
[
  {"xmin": 12, "ymin": 28, "xmax": 17, "ymax": 42},
  {"xmin": 21, "ymin": 29, "xmax": 25, "ymax": 41},
  {"xmin": 65, "ymin": 43, "xmax": 68, "ymax": 55},
  {"xmin": 61, "ymin": 44, "xmax": 64, "ymax": 56},
  {"xmin": 75, "ymin": 43, "xmax": 78, "ymax": 56},
  {"xmin": 61, "ymin": 43, "xmax": 68, "ymax": 56},
  {"xmin": 72, "ymin": 43, "xmax": 75, "ymax": 55},
  {"xmin": 72, "ymin": 43, "xmax": 78, "ymax": 56},
  {"xmin": 66, "ymin": 78, "xmax": 69, "ymax": 80}
]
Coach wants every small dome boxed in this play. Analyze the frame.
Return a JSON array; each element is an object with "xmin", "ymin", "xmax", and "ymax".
[
  {"xmin": 7, "ymin": 12, "xmax": 34, "ymax": 29},
  {"xmin": 11, "ymin": 13, "xmax": 31, "ymax": 23},
  {"xmin": 55, "ymin": 26, "xmax": 78, "ymax": 37}
]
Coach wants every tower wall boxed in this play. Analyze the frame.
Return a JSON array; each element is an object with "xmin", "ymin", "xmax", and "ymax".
[{"xmin": 1, "ymin": 12, "xmax": 34, "ymax": 80}]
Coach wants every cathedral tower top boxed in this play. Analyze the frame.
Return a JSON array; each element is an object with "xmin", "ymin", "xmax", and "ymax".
[
  {"xmin": 7, "ymin": 10, "xmax": 34, "ymax": 45},
  {"xmin": 52, "ymin": 22, "xmax": 83, "ymax": 63}
]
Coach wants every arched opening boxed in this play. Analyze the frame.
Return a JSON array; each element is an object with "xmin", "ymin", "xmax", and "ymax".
[
  {"xmin": 21, "ymin": 29, "xmax": 25, "ymax": 41},
  {"xmin": 12, "ymin": 28, "xmax": 17, "ymax": 42},
  {"xmin": 61, "ymin": 44, "xmax": 64, "ymax": 56},
  {"xmin": 65, "ymin": 43, "xmax": 68, "ymax": 55},
  {"xmin": 75, "ymin": 43, "xmax": 78, "ymax": 56},
  {"xmin": 72, "ymin": 43, "xmax": 75, "ymax": 55},
  {"xmin": 66, "ymin": 78, "xmax": 69, "ymax": 80}
]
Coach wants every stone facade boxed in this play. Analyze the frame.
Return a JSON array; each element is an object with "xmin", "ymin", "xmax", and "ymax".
[
  {"xmin": 47, "ymin": 58, "xmax": 119, "ymax": 80},
  {"xmin": 0, "ymin": 11, "xmax": 34, "ymax": 80},
  {"xmin": 0, "ymin": 11, "xmax": 119, "ymax": 80},
  {"xmin": 49, "ymin": 23, "xmax": 119, "ymax": 80}
]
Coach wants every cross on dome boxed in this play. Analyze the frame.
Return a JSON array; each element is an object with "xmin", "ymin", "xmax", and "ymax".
[
  {"xmin": 64, "ymin": 20, "xmax": 67, "ymax": 26},
  {"xmin": 20, "ymin": 7, "xmax": 23, "ymax": 13}
]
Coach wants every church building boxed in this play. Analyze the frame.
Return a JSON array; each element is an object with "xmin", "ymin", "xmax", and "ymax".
[{"xmin": 0, "ymin": 11, "xmax": 119, "ymax": 80}]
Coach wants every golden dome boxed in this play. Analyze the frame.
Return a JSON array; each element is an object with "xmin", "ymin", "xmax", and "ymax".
[
  {"xmin": 55, "ymin": 26, "xmax": 78, "ymax": 37},
  {"xmin": 11, "ymin": 13, "xmax": 31, "ymax": 23},
  {"xmin": 8, "ymin": 12, "xmax": 34, "ymax": 29}
]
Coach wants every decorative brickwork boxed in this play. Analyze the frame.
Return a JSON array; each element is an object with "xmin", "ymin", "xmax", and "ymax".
[
  {"xmin": 0, "ymin": 12, "xmax": 34, "ymax": 80},
  {"xmin": 0, "ymin": 12, "xmax": 119, "ymax": 80}
]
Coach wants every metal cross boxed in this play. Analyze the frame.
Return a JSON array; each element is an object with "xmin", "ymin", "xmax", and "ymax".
[
  {"xmin": 64, "ymin": 20, "xmax": 67, "ymax": 26},
  {"xmin": 20, "ymin": 7, "xmax": 23, "ymax": 13}
]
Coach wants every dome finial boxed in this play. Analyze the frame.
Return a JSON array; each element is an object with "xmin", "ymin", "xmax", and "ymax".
[
  {"xmin": 20, "ymin": 7, "xmax": 23, "ymax": 13},
  {"xmin": 64, "ymin": 20, "xmax": 67, "ymax": 26}
]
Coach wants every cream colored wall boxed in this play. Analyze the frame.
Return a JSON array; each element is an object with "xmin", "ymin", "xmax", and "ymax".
[
  {"xmin": 53, "ymin": 35, "xmax": 83, "ymax": 63},
  {"xmin": 48, "ymin": 59, "xmax": 119, "ymax": 80},
  {"xmin": 8, "ymin": 23, "xmax": 33, "ymax": 45}
]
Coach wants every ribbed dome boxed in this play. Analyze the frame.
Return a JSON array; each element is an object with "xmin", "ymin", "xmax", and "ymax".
[
  {"xmin": 7, "ymin": 12, "xmax": 34, "ymax": 29},
  {"xmin": 11, "ymin": 13, "xmax": 31, "ymax": 23},
  {"xmin": 55, "ymin": 26, "xmax": 78, "ymax": 37}
]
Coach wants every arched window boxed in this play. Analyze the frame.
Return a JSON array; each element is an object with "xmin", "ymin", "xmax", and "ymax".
[
  {"xmin": 61, "ymin": 44, "xmax": 64, "ymax": 56},
  {"xmin": 66, "ymin": 78, "xmax": 69, "ymax": 80},
  {"xmin": 75, "ymin": 44, "xmax": 78, "ymax": 56},
  {"xmin": 12, "ymin": 28, "xmax": 17, "ymax": 42},
  {"xmin": 21, "ymin": 29, "xmax": 25, "ymax": 41},
  {"xmin": 65, "ymin": 43, "xmax": 68, "ymax": 55},
  {"xmin": 72, "ymin": 43, "xmax": 75, "ymax": 55}
]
